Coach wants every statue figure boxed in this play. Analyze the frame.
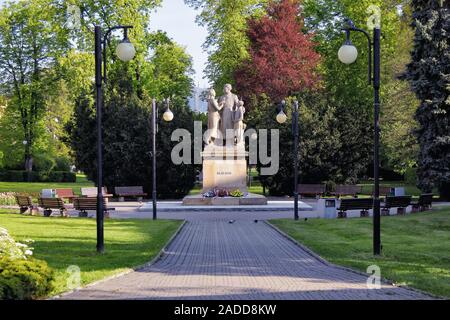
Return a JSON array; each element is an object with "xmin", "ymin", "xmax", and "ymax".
[
  {"xmin": 219, "ymin": 84, "xmax": 239, "ymax": 146},
  {"xmin": 233, "ymin": 100, "xmax": 246, "ymax": 146},
  {"xmin": 206, "ymin": 88, "xmax": 223, "ymax": 145}
]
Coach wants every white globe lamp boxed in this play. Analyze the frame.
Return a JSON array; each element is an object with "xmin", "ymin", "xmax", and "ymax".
[
  {"xmin": 276, "ymin": 110, "xmax": 287, "ymax": 124},
  {"xmin": 116, "ymin": 38, "xmax": 136, "ymax": 62},
  {"xmin": 163, "ymin": 109, "xmax": 174, "ymax": 122},
  {"xmin": 338, "ymin": 41, "xmax": 358, "ymax": 65}
]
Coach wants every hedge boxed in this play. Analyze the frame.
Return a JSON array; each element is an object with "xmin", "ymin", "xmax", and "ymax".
[
  {"xmin": 0, "ymin": 257, "xmax": 55, "ymax": 300},
  {"xmin": 0, "ymin": 171, "xmax": 76, "ymax": 183}
]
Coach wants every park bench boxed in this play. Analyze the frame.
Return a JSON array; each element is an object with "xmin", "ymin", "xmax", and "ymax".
[
  {"xmin": 15, "ymin": 195, "xmax": 34, "ymax": 214},
  {"xmin": 114, "ymin": 186, "xmax": 147, "ymax": 202},
  {"xmin": 38, "ymin": 197, "xmax": 69, "ymax": 217},
  {"xmin": 333, "ymin": 185, "xmax": 362, "ymax": 198},
  {"xmin": 297, "ymin": 184, "xmax": 326, "ymax": 198},
  {"xmin": 337, "ymin": 198, "xmax": 373, "ymax": 218},
  {"xmin": 73, "ymin": 197, "xmax": 115, "ymax": 218},
  {"xmin": 382, "ymin": 196, "xmax": 412, "ymax": 216},
  {"xmin": 372, "ymin": 186, "xmax": 393, "ymax": 196},
  {"xmin": 55, "ymin": 188, "xmax": 76, "ymax": 203},
  {"xmin": 411, "ymin": 194, "xmax": 434, "ymax": 213},
  {"xmin": 81, "ymin": 187, "xmax": 113, "ymax": 200}
]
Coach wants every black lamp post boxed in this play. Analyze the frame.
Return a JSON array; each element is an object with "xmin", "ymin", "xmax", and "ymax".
[
  {"xmin": 151, "ymin": 98, "xmax": 174, "ymax": 221},
  {"xmin": 276, "ymin": 100, "xmax": 300, "ymax": 221},
  {"xmin": 338, "ymin": 18, "xmax": 381, "ymax": 255},
  {"xmin": 94, "ymin": 25, "xmax": 136, "ymax": 253}
]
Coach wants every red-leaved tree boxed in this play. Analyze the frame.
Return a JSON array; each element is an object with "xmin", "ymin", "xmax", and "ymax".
[{"xmin": 234, "ymin": 0, "xmax": 321, "ymax": 103}]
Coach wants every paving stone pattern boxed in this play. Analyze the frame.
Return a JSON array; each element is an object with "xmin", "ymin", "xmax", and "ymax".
[{"xmin": 61, "ymin": 219, "xmax": 430, "ymax": 300}]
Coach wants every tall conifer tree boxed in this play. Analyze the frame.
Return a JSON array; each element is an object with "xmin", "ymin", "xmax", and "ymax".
[{"xmin": 404, "ymin": 0, "xmax": 450, "ymax": 198}]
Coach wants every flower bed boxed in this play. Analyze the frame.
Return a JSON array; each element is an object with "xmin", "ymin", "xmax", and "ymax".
[
  {"xmin": 0, "ymin": 227, "xmax": 54, "ymax": 299},
  {"xmin": 0, "ymin": 192, "xmax": 16, "ymax": 206}
]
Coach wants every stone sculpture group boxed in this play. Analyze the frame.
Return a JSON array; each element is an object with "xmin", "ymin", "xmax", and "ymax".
[{"xmin": 206, "ymin": 84, "xmax": 246, "ymax": 147}]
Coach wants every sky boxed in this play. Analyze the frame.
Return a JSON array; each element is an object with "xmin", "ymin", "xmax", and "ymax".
[
  {"xmin": 0, "ymin": 0, "xmax": 210, "ymax": 88},
  {"xmin": 149, "ymin": 0, "xmax": 209, "ymax": 88}
]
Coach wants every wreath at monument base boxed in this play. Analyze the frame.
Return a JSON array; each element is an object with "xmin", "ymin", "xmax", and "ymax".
[{"xmin": 202, "ymin": 188, "xmax": 244, "ymax": 198}]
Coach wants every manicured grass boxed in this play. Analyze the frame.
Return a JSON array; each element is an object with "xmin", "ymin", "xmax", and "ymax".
[
  {"xmin": 0, "ymin": 174, "xmax": 94, "ymax": 195},
  {"xmin": 271, "ymin": 209, "xmax": 450, "ymax": 298},
  {"xmin": 0, "ymin": 210, "xmax": 182, "ymax": 297},
  {"xmin": 358, "ymin": 180, "xmax": 437, "ymax": 197}
]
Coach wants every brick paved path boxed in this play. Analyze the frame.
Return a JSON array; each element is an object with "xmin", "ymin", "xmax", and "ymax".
[{"xmin": 61, "ymin": 219, "xmax": 430, "ymax": 300}]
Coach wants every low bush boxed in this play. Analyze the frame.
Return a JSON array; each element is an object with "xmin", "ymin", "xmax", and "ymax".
[
  {"xmin": 0, "ymin": 258, "xmax": 54, "ymax": 300},
  {"xmin": 0, "ymin": 170, "xmax": 76, "ymax": 182},
  {"xmin": 404, "ymin": 167, "xmax": 417, "ymax": 186},
  {"xmin": 0, "ymin": 227, "xmax": 54, "ymax": 299}
]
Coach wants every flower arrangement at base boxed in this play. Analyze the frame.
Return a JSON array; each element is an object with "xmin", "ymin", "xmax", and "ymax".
[{"xmin": 229, "ymin": 189, "xmax": 244, "ymax": 198}]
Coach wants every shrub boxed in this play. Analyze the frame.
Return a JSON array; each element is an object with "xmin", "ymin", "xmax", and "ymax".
[
  {"xmin": 0, "ymin": 258, "xmax": 54, "ymax": 300},
  {"xmin": 54, "ymin": 157, "xmax": 71, "ymax": 172},
  {"xmin": 63, "ymin": 171, "xmax": 76, "ymax": 183},
  {"xmin": 0, "ymin": 227, "xmax": 54, "ymax": 299},
  {"xmin": 48, "ymin": 171, "xmax": 63, "ymax": 183},
  {"xmin": 0, "ymin": 227, "xmax": 34, "ymax": 260},
  {"xmin": 0, "ymin": 170, "xmax": 76, "ymax": 182},
  {"xmin": 70, "ymin": 90, "xmax": 198, "ymax": 199},
  {"xmin": 404, "ymin": 168, "xmax": 417, "ymax": 186},
  {"xmin": 33, "ymin": 154, "xmax": 56, "ymax": 174}
]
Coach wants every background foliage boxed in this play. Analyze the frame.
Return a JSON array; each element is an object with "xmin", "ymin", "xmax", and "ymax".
[{"xmin": 404, "ymin": 0, "xmax": 450, "ymax": 199}]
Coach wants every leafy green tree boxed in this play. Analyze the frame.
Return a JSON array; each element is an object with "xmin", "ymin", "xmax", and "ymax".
[
  {"xmin": 381, "ymin": 5, "xmax": 419, "ymax": 175},
  {"xmin": 185, "ymin": 0, "xmax": 268, "ymax": 91},
  {"xmin": 303, "ymin": 0, "xmax": 407, "ymax": 181},
  {"xmin": 404, "ymin": 0, "xmax": 450, "ymax": 199},
  {"xmin": 61, "ymin": 1, "xmax": 197, "ymax": 195},
  {"xmin": 142, "ymin": 40, "xmax": 195, "ymax": 99},
  {"xmin": 0, "ymin": 0, "xmax": 69, "ymax": 173}
]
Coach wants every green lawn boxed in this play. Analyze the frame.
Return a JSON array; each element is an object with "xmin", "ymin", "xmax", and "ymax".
[
  {"xmin": 358, "ymin": 180, "xmax": 428, "ymax": 196},
  {"xmin": 0, "ymin": 210, "xmax": 182, "ymax": 297},
  {"xmin": 0, "ymin": 174, "xmax": 94, "ymax": 195},
  {"xmin": 271, "ymin": 209, "xmax": 450, "ymax": 298}
]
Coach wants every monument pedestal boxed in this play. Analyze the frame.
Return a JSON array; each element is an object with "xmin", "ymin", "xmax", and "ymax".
[
  {"xmin": 182, "ymin": 145, "xmax": 268, "ymax": 206},
  {"xmin": 202, "ymin": 145, "xmax": 248, "ymax": 193}
]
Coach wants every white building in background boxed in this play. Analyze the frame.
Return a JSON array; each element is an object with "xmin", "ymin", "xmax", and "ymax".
[{"xmin": 188, "ymin": 86, "xmax": 208, "ymax": 113}]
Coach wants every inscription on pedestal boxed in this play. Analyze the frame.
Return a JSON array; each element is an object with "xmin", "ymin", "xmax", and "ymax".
[{"xmin": 202, "ymin": 158, "xmax": 248, "ymax": 193}]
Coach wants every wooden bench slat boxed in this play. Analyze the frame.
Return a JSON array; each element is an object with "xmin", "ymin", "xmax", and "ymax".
[
  {"xmin": 55, "ymin": 188, "xmax": 76, "ymax": 198},
  {"xmin": 37, "ymin": 197, "xmax": 68, "ymax": 217},
  {"xmin": 337, "ymin": 198, "xmax": 373, "ymax": 218},
  {"xmin": 114, "ymin": 186, "xmax": 147, "ymax": 202},
  {"xmin": 81, "ymin": 187, "xmax": 109, "ymax": 197},
  {"xmin": 15, "ymin": 195, "xmax": 33, "ymax": 207},
  {"xmin": 383, "ymin": 196, "xmax": 412, "ymax": 208},
  {"xmin": 73, "ymin": 198, "xmax": 115, "ymax": 216},
  {"xmin": 412, "ymin": 193, "xmax": 434, "ymax": 212},
  {"xmin": 333, "ymin": 185, "xmax": 362, "ymax": 197},
  {"xmin": 297, "ymin": 184, "xmax": 325, "ymax": 197}
]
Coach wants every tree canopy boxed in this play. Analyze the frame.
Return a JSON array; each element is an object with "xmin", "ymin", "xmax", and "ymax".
[
  {"xmin": 404, "ymin": 0, "xmax": 450, "ymax": 198},
  {"xmin": 234, "ymin": 0, "xmax": 321, "ymax": 103}
]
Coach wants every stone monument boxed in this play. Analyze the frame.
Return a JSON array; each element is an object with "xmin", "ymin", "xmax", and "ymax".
[{"xmin": 183, "ymin": 84, "xmax": 267, "ymax": 206}]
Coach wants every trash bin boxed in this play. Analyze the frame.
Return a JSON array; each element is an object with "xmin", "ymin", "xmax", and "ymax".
[
  {"xmin": 393, "ymin": 187, "xmax": 405, "ymax": 196},
  {"xmin": 318, "ymin": 198, "xmax": 337, "ymax": 219},
  {"xmin": 41, "ymin": 189, "xmax": 55, "ymax": 198}
]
